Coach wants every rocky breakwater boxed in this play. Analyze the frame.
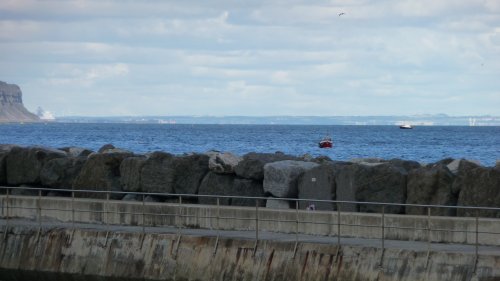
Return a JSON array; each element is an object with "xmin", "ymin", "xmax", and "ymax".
[
  {"xmin": 1, "ymin": 144, "xmax": 500, "ymax": 217},
  {"xmin": 0, "ymin": 81, "xmax": 39, "ymax": 123}
]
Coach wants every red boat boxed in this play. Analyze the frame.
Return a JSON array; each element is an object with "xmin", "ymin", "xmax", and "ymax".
[{"xmin": 318, "ymin": 136, "xmax": 333, "ymax": 148}]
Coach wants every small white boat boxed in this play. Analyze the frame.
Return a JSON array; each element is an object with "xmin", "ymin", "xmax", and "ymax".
[{"xmin": 399, "ymin": 124, "xmax": 413, "ymax": 129}]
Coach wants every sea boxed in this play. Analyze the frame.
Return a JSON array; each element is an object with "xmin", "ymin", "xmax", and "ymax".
[{"xmin": 0, "ymin": 123, "xmax": 499, "ymax": 166}]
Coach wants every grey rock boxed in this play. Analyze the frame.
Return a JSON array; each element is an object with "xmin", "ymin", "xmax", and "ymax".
[
  {"xmin": 428, "ymin": 158, "xmax": 455, "ymax": 167},
  {"xmin": 313, "ymin": 155, "xmax": 333, "ymax": 164},
  {"xmin": 172, "ymin": 154, "xmax": 209, "ymax": 194},
  {"xmin": 59, "ymin": 146, "xmax": 93, "ymax": 157},
  {"xmin": 405, "ymin": 164, "xmax": 456, "ymax": 216},
  {"xmin": 198, "ymin": 172, "xmax": 265, "ymax": 206},
  {"xmin": 208, "ymin": 152, "xmax": 241, "ymax": 174},
  {"xmin": 388, "ymin": 158, "xmax": 421, "ymax": 173},
  {"xmin": 263, "ymin": 160, "xmax": 319, "ymax": 198},
  {"xmin": 447, "ymin": 159, "xmax": 481, "ymax": 175},
  {"xmin": 46, "ymin": 191, "xmax": 69, "ymax": 197},
  {"xmin": 122, "ymin": 193, "xmax": 141, "ymax": 201},
  {"xmin": 266, "ymin": 198, "xmax": 292, "ymax": 209},
  {"xmin": 457, "ymin": 166, "xmax": 500, "ymax": 217},
  {"xmin": 6, "ymin": 146, "xmax": 67, "ymax": 185},
  {"xmin": 198, "ymin": 172, "xmax": 235, "ymax": 205},
  {"xmin": 40, "ymin": 156, "xmax": 87, "ymax": 189},
  {"xmin": 301, "ymin": 154, "xmax": 314, "ymax": 162},
  {"xmin": 72, "ymin": 150, "xmax": 133, "ymax": 199},
  {"xmin": 335, "ymin": 163, "xmax": 407, "ymax": 214},
  {"xmin": 98, "ymin": 144, "xmax": 115, "ymax": 153},
  {"xmin": 11, "ymin": 185, "xmax": 39, "ymax": 196},
  {"xmin": 231, "ymin": 178, "xmax": 265, "ymax": 206},
  {"xmin": 0, "ymin": 144, "xmax": 18, "ymax": 184},
  {"xmin": 234, "ymin": 152, "xmax": 299, "ymax": 180},
  {"xmin": 145, "ymin": 195, "xmax": 162, "ymax": 202},
  {"xmin": 297, "ymin": 162, "xmax": 349, "ymax": 210},
  {"xmin": 140, "ymin": 152, "xmax": 176, "ymax": 193},
  {"xmin": 120, "ymin": 156, "xmax": 147, "ymax": 192},
  {"xmin": 349, "ymin": 158, "xmax": 385, "ymax": 164}
]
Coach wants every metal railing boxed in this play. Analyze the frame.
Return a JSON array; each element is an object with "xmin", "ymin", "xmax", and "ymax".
[{"xmin": 0, "ymin": 186, "xmax": 499, "ymax": 264}]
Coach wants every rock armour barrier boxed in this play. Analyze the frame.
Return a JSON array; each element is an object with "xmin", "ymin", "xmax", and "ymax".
[{"xmin": 1, "ymin": 144, "xmax": 499, "ymax": 217}]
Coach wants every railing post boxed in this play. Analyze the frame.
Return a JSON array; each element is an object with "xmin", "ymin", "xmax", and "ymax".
[
  {"xmin": 295, "ymin": 200, "xmax": 299, "ymax": 244},
  {"xmin": 5, "ymin": 188, "xmax": 9, "ymax": 220},
  {"xmin": 177, "ymin": 195, "xmax": 182, "ymax": 230},
  {"xmin": 71, "ymin": 190, "xmax": 75, "ymax": 229},
  {"xmin": 253, "ymin": 198, "xmax": 259, "ymax": 257},
  {"xmin": 337, "ymin": 202, "xmax": 341, "ymax": 246},
  {"xmin": 427, "ymin": 207, "xmax": 431, "ymax": 253},
  {"xmin": 38, "ymin": 189, "xmax": 42, "ymax": 229},
  {"xmin": 142, "ymin": 194, "xmax": 145, "ymax": 234},
  {"xmin": 475, "ymin": 210, "xmax": 479, "ymax": 260},
  {"xmin": 255, "ymin": 199, "xmax": 259, "ymax": 242},
  {"xmin": 381, "ymin": 205, "xmax": 385, "ymax": 250},
  {"xmin": 4, "ymin": 188, "xmax": 9, "ymax": 239},
  {"xmin": 106, "ymin": 192, "xmax": 110, "ymax": 229},
  {"xmin": 216, "ymin": 197, "xmax": 220, "ymax": 234},
  {"xmin": 213, "ymin": 197, "xmax": 220, "ymax": 256}
]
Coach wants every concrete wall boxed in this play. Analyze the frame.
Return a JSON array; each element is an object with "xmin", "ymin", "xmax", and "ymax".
[
  {"xmin": 1, "ymin": 195, "xmax": 500, "ymax": 246},
  {"xmin": 0, "ymin": 226, "xmax": 499, "ymax": 281}
]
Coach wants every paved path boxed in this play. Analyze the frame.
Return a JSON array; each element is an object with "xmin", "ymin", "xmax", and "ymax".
[{"xmin": 1, "ymin": 218, "xmax": 500, "ymax": 256}]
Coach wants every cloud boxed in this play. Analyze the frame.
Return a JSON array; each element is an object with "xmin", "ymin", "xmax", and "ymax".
[
  {"xmin": 42, "ymin": 63, "xmax": 129, "ymax": 87},
  {"xmin": 1, "ymin": 0, "xmax": 500, "ymax": 116}
]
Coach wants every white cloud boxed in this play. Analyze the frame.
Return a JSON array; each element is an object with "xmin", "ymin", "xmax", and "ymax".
[
  {"xmin": 41, "ymin": 63, "xmax": 129, "ymax": 87},
  {"xmin": 1, "ymin": 0, "xmax": 499, "ymax": 116}
]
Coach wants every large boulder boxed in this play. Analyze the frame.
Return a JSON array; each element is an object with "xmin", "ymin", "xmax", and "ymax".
[
  {"xmin": 207, "ymin": 151, "xmax": 241, "ymax": 174},
  {"xmin": 446, "ymin": 159, "xmax": 481, "ymax": 176},
  {"xmin": 405, "ymin": 164, "xmax": 456, "ymax": 216},
  {"xmin": 98, "ymin": 144, "xmax": 115, "ymax": 153},
  {"xmin": 6, "ymin": 146, "xmax": 67, "ymax": 185},
  {"xmin": 73, "ymin": 150, "xmax": 133, "ymax": 198},
  {"xmin": 40, "ymin": 156, "xmax": 87, "ymax": 189},
  {"xmin": 263, "ymin": 160, "xmax": 319, "ymax": 198},
  {"xmin": 0, "ymin": 144, "xmax": 18, "ymax": 185},
  {"xmin": 387, "ymin": 158, "xmax": 421, "ymax": 173},
  {"xmin": 172, "ymin": 153, "xmax": 209, "ymax": 194},
  {"xmin": 297, "ymin": 162, "xmax": 349, "ymax": 210},
  {"xmin": 59, "ymin": 146, "xmax": 93, "ymax": 157},
  {"xmin": 198, "ymin": 172, "xmax": 264, "ymax": 206},
  {"xmin": 198, "ymin": 172, "xmax": 236, "ymax": 205},
  {"xmin": 349, "ymin": 158, "xmax": 385, "ymax": 165},
  {"xmin": 266, "ymin": 197, "xmax": 292, "ymax": 209},
  {"xmin": 231, "ymin": 178, "xmax": 265, "ymax": 206},
  {"xmin": 335, "ymin": 163, "xmax": 407, "ymax": 214},
  {"xmin": 234, "ymin": 152, "xmax": 299, "ymax": 180},
  {"xmin": 456, "ymin": 166, "xmax": 500, "ymax": 217},
  {"xmin": 120, "ymin": 156, "xmax": 147, "ymax": 192},
  {"xmin": 140, "ymin": 152, "xmax": 176, "ymax": 193}
]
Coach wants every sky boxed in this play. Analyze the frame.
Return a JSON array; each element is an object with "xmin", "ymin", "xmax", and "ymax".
[{"xmin": 0, "ymin": 0, "xmax": 499, "ymax": 117}]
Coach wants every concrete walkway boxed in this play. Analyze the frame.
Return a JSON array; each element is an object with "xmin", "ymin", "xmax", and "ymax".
[{"xmin": 2, "ymin": 217, "xmax": 500, "ymax": 256}]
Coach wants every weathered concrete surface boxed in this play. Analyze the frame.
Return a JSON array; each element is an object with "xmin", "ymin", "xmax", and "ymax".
[
  {"xmin": 0, "ymin": 226, "xmax": 499, "ymax": 281},
  {"xmin": 2, "ymin": 195, "xmax": 500, "ymax": 247}
]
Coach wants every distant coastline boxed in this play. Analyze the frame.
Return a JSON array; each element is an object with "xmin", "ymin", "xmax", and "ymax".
[{"xmin": 53, "ymin": 114, "xmax": 500, "ymax": 126}]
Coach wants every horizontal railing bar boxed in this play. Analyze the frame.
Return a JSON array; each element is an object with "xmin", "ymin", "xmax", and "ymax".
[{"xmin": 2, "ymin": 186, "xmax": 500, "ymax": 212}]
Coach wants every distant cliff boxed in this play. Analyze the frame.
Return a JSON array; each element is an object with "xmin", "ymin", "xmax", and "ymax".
[{"xmin": 0, "ymin": 81, "xmax": 39, "ymax": 123}]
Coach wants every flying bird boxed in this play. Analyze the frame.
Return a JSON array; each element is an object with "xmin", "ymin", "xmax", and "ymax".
[{"xmin": 338, "ymin": 12, "xmax": 345, "ymax": 16}]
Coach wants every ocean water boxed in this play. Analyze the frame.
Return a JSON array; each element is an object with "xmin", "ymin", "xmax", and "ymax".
[{"xmin": 0, "ymin": 123, "xmax": 499, "ymax": 166}]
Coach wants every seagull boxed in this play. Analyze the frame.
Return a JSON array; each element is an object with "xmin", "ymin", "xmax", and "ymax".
[{"xmin": 338, "ymin": 12, "xmax": 345, "ymax": 16}]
